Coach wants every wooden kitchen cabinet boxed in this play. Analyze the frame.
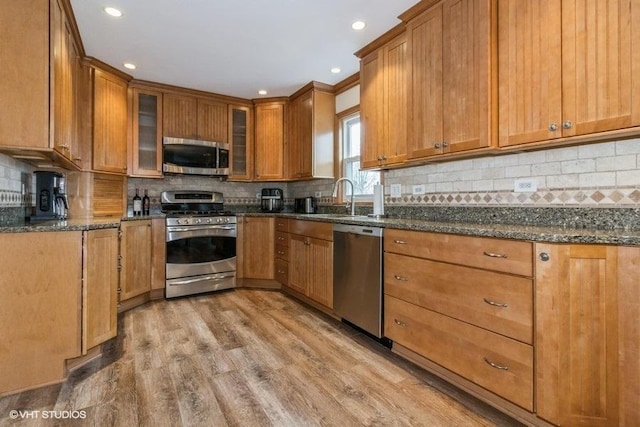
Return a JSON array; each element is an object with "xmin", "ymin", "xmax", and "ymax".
[
  {"xmin": 0, "ymin": 231, "xmax": 82, "ymax": 396},
  {"xmin": 228, "ymin": 104, "xmax": 254, "ymax": 181},
  {"xmin": 83, "ymin": 228, "xmax": 119, "ymax": 353},
  {"xmin": 130, "ymin": 86, "xmax": 163, "ymax": 177},
  {"xmin": 287, "ymin": 83, "xmax": 335, "ymax": 179},
  {"xmin": 535, "ymin": 243, "xmax": 640, "ymax": 426},
  {"xmin": 119, "ymin": 220, "xmax": 152, "ymax": 305},
  {"xmin": 358, "ymin": 31, "xmax": 408, "ymax": 169},
  {"xmin": 404, "ymin": 0, "xmax": 496, "ymax": 159},
  {"xmin": 0, "ymin": 0, "xmax": 85, "ymax": 168},
  {"xmin": 383, "ymin": 228, "xmax": 534, "ymax": 413},
  {"xmin": 499, "ymin": 0, "xmax": 640, "ymax": 148},
  {"xmin": 93, "ymin": 67, "xmax": 128, "ymax": 174},
  {"xmin": 274, "ymin": 218, "xmax": 290, "ymax": 286},
  {"xmin": 239, "ymin": 216, "xmax": 275, "ymax": 279},
  {"xmin": 254, "ymin": 99, "xmax": 287, "ymax": 181},
  {"xmin": 163, "ymin": 93, "xmax": 228, "ymax": 142},
  {"xmin": 287, "ymin": 220, "xmax": 333, "ymax": 308}
]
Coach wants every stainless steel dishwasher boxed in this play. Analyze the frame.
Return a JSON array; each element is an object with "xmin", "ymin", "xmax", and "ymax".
[{"xmin": 333, "ymin": 223, "xmax": 383, "ymax": 338}]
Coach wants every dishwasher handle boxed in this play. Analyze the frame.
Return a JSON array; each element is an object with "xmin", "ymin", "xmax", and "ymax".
[{"xmin": 333, "ymin": 223, "xmax": 383, "ymax": 237}]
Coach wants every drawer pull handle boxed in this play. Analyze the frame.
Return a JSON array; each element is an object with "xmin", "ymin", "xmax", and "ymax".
[
  {"xmin": 394, "ymin": 319, "xmax": 408, "ymax": 327},
  {"xmin": 277, "ymin": 270, "xmax": 285, "ymax": 274},
  {"xmin": 483, "ymin": 251, "xmax": 508, "ymax": 259},
  {"xmin": 394, "ymin": 275, "xmax": 408, "ymax": 281},
  {"xmin": 277, "ymin": 237, "xmax": 285, "ymax": 240},
  {"xmin": 483, "ymin": 298, "xmax": 508, "ymax": 308},
  {"xmin": 484, "ymin": 357, "xmax": 509, "ymax": 371},
  {"xmin": 394, "ymin": 240, "xmax": 407, "ymax": 245},
  {"xmin": 277, "ymin": 251, "xmax": 285, "ymax": 255}
]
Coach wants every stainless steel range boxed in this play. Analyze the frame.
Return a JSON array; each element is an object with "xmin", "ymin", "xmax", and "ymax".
[{"xmin": 162, "ymin": 191, "xmax": 236, "ymax": 298}]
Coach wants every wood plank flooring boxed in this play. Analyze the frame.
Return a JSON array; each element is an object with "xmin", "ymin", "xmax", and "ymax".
[{"xmin": 0, "ymin": 289, "xmax": 522, "ymax": 426}]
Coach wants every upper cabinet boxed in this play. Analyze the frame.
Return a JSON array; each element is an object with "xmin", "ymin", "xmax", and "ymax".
[
  {"xmin": 130, "ymin": 86, "xmax": 163, "ymax": 177},
  {"xmin": 228, "ymin": 104, "xmax": 254, "ymax": 181},
  {"xmin": 287, "ymin": 83, "xmax": 335, "ymax": 179},
  {"xmin": 404, "ymin": 0, "xmax": 496, "ymax": 159},
  {"xmin": 499, "ymin": 0, "xmax": 640, "ymax": 147},
  {"xmin": 358, "ymin": 30, "xmax": 408, "ymax": 169},
  {"xmin": 163, "ymin": 93, "xmax": 228, "ymax": 142},
  {"xmin": 254, "ymin": 99, "xmax": 287, "ymax": 181},
  {"xmin": 92, "ymin": 67, "xmax": 129, "ymax": 174},
  {"xmin": 0, "ymin": 0, "xmax": 87, "ymax": 168}
]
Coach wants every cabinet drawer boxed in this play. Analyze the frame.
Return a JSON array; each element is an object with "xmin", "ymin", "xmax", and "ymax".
[
  {"xmin": 385, "ymin": 253, "xmax": 532, "ymax": 344},
  {"xmin": 275, "ymin": 231, "xmax": 289, "ymax": 246},
  {"xmin": 289, "ymin": 220, "xmax": 332, "ymax": 241},
  {"xmin": 275, "ymin": 244, "xmax": 289, "ymax": 261},
  {"xmin": 275, "ymin": 218, "xmax": 289, "ymax": 232},
  {"xmin": 385, "ymin": 295, "xmax": 533, "ymax": 410},
  {"xmin": 275, "ymin": 258, "xmax": 288, "ymax": 285},
  {"xmin": 385, "ymin": 229, "xmax": 533, "ymax": 276}
]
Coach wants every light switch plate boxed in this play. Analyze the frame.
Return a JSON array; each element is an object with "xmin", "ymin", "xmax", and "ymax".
[
  {"xmin": 256, "ymin": 192, "xmax": 261, "ymax": 199},
  {"xmin": 412, "ymin": 184, "xmax": 426, "ymax": 195},
  {"xmin": 315, "ymin": 191, "xmax": 322, "ymax": 198},
  {"xmin": 390, "ymin": 184, "xmax": 402, "ymax": 198},
  {"xmin": 514, "ymin": 178, "xmax": 537, "ymax": 192}
]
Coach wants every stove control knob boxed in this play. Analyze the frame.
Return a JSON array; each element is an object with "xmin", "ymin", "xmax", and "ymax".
[
  {"xmin": 176, "ymin": 219, "xmax": 183, "ymax": 225},
  {"xmin": 216, "ymin": 218, "xmax": 222, "ymax": 223},
  {"xmin": 195, "ymin": 218, "xmax": 201, "ymax": 224},
  {"xmin": 206, "ymin": 218, "xmax": 212, "ymax": 224},
  {"xmin": 224, "ymin": 218, "xmax": 230, "ymax": 223}
]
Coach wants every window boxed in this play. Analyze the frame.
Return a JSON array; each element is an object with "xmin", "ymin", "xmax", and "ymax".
[{"xmin": 340, "ymin": 111, "xmax": 380, "ymax": 200}]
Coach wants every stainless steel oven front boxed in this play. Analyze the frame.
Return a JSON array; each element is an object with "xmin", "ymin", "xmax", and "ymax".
[{"xmin": 165, "ymin": 216, "xmax": 236, "ymax": 298}]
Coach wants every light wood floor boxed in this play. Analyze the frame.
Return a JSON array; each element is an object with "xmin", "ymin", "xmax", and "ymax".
[{"xmin": 0, "ymin": 289, "xmax": 522, "ymax": 426}]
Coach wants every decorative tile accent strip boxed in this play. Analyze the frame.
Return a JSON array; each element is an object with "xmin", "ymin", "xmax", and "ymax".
[
  {"xmin": 384, "ymin": 187, "xmax": 640, "ymax": 207},
  {"xmin": 0, "ymin": 190, "xmax": 31, "ymax": 207}
]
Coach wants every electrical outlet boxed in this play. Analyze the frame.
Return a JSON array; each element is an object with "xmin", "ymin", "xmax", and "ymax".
[
  {"xmin": 314, "ymin": 191, "xmax": 322, "ymax": 198},
  {"xmin": 514, "ymin": 178, "xmax": 537, "ymax": 192},
  {"xmin": 256, "ymin": 192, "xmax": 261, "ymax": 199},
  {"xmin": 390, "ymin": 184, "xmax": 402, "ymax": 198},
  {"xmin": 412, "ymin": 184, "xmax": 426, "ymax": 195}
]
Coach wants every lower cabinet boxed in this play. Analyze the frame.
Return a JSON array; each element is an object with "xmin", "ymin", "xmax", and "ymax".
[
  {"xmin": 0, "ymin": 231, "xmax": 83, "ymax": 396},
  {"xmin": 535, "ymin": 243, "xmax": 640, "ymax": 427},
  {"xmin": 239, "ymin": 217, "xmax": 275, "ymax": 280},
  {"xmin": 287, "ymin": 220, "xmax": 333, "ymax": 309},
  {"xmin": 119, "ymin": 220, "xmax": 152, "ymax": 307},
  {"xmin": 83, "ymin": 228, "xmax": 119, "ymax": 353}
]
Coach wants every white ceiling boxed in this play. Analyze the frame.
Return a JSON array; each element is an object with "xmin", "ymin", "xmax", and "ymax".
[{"xmin": 70, "ymin": 0, "xmax": 418, "ymax": 100}]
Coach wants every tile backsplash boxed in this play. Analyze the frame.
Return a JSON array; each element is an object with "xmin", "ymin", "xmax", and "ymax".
[{"xmin": 0, "ymin": 153, "xmax": 34, "ymax": 208}]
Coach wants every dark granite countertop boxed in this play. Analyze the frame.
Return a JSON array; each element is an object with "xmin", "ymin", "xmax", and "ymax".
[
  {"xmin": 0, "ymin": 218, "xmax": 121, "ymax": 233},
  {"xmin": 237, "ymin": 212, "xmax": 640, "ymax": 246}
]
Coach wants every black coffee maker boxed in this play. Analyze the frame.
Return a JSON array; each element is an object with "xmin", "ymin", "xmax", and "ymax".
[
  {"xmin": 33, "ymin": 171, "xmax": 68, "ymax": 221},
  {"xmin": 260, "ymin": 188, "xmax": 284, "ymax": 212}
]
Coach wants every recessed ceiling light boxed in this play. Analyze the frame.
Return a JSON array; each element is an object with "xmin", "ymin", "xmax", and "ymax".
[
  {"xmin": 352, "ymin": 21, "xmax": 366, "ymax": 30},
  {"xmin": 258, "ymin": 90, "xmax": 267, "ymax": 95},
  {"xmin": 123, "ymin": 63, "xmax": 136, "ymax": 70},
  {"xmin": 331, "ymin": 67, "xmax": 341, "ymax": 74},
  {"xmin": 104, "ymin": 7, "xmax": 123, "ymax": 17}
]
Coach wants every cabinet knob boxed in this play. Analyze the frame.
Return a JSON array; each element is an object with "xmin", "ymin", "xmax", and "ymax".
[
  {"xmin": 434, "ymin": 143, "xmax": 441, "ymax": 149},
  {"xmin": 394, "ymin": 318, "xmax": 408, "ymax": 327},
  {"xmin": 563, "ymin": 120, "xmax": 573, "ymax": 130},
  {"xmin": 393, "ymin": 240, "xmax": 407, "ymax": 245},
  {"xmin": 393, "ymin": 275, "xmax": 408, "ymax": 281},
  {"xmin": 548, "ymin": 123, "xmax": 558, "ymax": 131},
  {"xmin": 442, "ymin": 141, "xmax": 448, "ymax": 148},
  {"xmin": 539, "ymin": 252, "xmax": 550, "ymax": 262}
]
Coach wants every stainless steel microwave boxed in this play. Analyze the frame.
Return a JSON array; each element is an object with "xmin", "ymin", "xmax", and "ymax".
[{"xmin": 162, "ymin": 137, "xmax": 229, "ymax": 176}]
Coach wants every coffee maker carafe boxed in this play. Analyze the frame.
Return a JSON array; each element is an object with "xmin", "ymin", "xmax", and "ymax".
[
  {"xmin": 34, "ymin": 171, "xmax": 69, "ymax": 221},
  {"xmin": 260, "ymin": 188, "xmax": 284, "ymax": 212}
]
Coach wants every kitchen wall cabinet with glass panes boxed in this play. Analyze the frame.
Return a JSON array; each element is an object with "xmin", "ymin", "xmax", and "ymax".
[
  {"xmin": 498, "ymin": 0, "xmax": 640, "ymax": 148},
  {"xmin": 130, "ymin": 87, "xmax": 163, "ymax": 177},
  {"xmin": 228, "ymin": 104, "xmax": 254, "ymax": 181}
]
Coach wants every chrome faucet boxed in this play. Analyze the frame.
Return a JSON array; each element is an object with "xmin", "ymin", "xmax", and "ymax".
[{"xmin": 332, "ymin": 177, "xmax": 356, "ymax": 216}]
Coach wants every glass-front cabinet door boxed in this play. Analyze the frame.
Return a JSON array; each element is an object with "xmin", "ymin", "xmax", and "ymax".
[
  {"xmin": 228, "ymin": 104, "xmax": 254, "ymax": 181},
  {"xmin": 130, "ymin": 88, "xmax": 163, "ymax": 177}
]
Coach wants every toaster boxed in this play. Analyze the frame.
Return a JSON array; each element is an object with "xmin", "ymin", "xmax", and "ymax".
[{"xmin": 294, "ymin": 197, "xmax": 317, "ymax": 214}]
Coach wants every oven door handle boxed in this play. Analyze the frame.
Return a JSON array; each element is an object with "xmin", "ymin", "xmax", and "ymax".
[
  {"xmin": 167, "ymin": 225, "xmax": 236, "ymax": 232},
  {"xmin": 168, "ymin": 274, "xmax": 235, "ymax": 286}
]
